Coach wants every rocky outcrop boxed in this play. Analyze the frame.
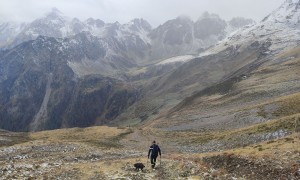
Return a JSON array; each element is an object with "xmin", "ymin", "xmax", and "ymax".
[
  {"xmin": 228, "ymin": 17, "xmax": 255, "ymax": 29},
  {"xmin": 148, "ymin": 13, "xmax": 254, "ymax": 60},
  {"xmin": 0, "ymin": 36, "xmax": 140, "ymax": 131},
  {"xmin": 0, "ymin": 9, "xmax": 254, "ymax": 63},
  {"xmin": 194, "ymin": 12, "xmax": 227, "ymax": 39},
  {"xmin": 61, "ymin": 75, "xmax": 139, "ymax": 128}
]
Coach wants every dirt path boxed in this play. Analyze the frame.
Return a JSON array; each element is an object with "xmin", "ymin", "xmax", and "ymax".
[{"xmin": 120, "ymin": 128, "xmax": 177, "ymax": 157}]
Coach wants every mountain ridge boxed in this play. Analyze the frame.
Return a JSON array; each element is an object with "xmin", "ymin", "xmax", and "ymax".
[
  {"xmin": 0, "ymin": 9, "xmax": 254, "ymax": 62},
  {"xmin": 1, "ymin": 1, "xmax": 300, "ymax": 132},
  {"xmin": 0, "ymin": 1, "xmax": 299, "ymax": 179},
  {"xmin": 117, "ymin": 0, "xmax": 300, "ymax": 130}
]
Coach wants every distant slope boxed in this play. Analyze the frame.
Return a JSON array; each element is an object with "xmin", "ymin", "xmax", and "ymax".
[
  {"xmin": 0, "ymin": 37, "xmax": 140, "ymax": 131},
  {"xmin": 149, "ymin": 45, "xmax": 300, "ymax": 131},
  {"xmin": 128, "ymin": 0, "xmax": 300, "ymax": 129}
]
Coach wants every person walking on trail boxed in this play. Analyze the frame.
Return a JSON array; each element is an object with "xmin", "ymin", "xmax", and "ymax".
[{"xmin": 148, "ymin": 140, "xmax": 161, "ymax": 169}]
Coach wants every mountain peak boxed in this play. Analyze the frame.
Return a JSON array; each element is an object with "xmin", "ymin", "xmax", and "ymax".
[
  {"xmin": 198, "ymin": 12, "xmax": 221, "ymax": 20},
  {"xmin": 176, "ymin": 15, "xmax": 192, "ymax": 21},
  {"xmin": 229, "ymin": 17, "xmax": 255, "ymax": 28},
  {"xmin": 50, "ymin": 7, "xmax": 63, "ymax": 14},
  {"xmin": 286, "ymin": 0, "xmax": 300, "ymax": 4},
  {"xmin": 128, "ymin": 18, "xmax": 152, "ymax": 32},
  {"xmin": 262, "ymin": 0, "xmax": 300, "ymax": 26},
  {"xmin": 85, "ymin": 18, "xmax": 105, "ymax": 27},
  {"xmin": 45, "ymin": 7, "xmax": 64, "ymax": 19}
]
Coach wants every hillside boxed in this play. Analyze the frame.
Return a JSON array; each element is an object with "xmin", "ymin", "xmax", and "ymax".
[
  {"xmin": 117, "ymin": 0, "xmax": 300, "ymax": 130},
  {"xmin": 148, "ymin": 46, "xmax": 300, "ymax": 131},
  {"xmin": 1, "ymin": 0, "xmax": 300, "ymax": 179},
  {"xmin": 0, "ymin": 9, "xmax": 254, "ymax": 132},
  {"xmin": 0, "ymin": 124, "xmax": 299, "ymax": 179}
]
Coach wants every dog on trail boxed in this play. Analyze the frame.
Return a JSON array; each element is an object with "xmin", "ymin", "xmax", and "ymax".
[{"xmin": 134, "ymin": 163, "xmax": 145, "ymax": 171}]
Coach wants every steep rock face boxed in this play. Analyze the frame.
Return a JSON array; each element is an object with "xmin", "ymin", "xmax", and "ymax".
[
  {"xmin": 64, "ymin": 31, "xmax": 145, "ymax": 77},
  {"xmin": 228, "ymin": 17, "xmax": 255, "ymax": 29},
  {"xmin": 0, "ymin": 9, "xmax": 254, "ymax": 64},
  {"xmin": 0, "ymin": 37, "xmax": 68, "ymax": 131},
  {"xmin": 85, "ymin": 18, "xmax": 105, "ymax": 28},
  {"xmin": 150, "ymin": 16, "xmax": 194, "ymax": 45},
  {"xmin": 201, "ymin": 0, "xmax": 300, "ymax": 58},
  {"xmin": 148, "ymin": 13, "xmax": 254, "ymax": 60},
  {"xmin": 263, "ymin": 0, "xmax": 300, "ymax": 26},
  {"xmin": 149, "ymin": 16, "xmax": 196, "ymax": 60},
  {"xmin": 102, "ymin": 19, "xmax": 152, "ymax": 63},
  {"xmin": 0, "ymin": 22, "xmax": 26, "ymax": 48},
  {"xmin": 63, "ymin": 76, "xmax": 139, "ymax": 128},
  {"xmin": 0, "ymin": 36, "xmax": 140, "ymax": 131},
  {"xmin": 194, "ymin": 12, "xmax": 227, "ymax": 39},
  {"xmin": 10, "ymin": 8, "xmax": 74, "ymax": 49},
  {"xmin": 0, "ymin": 9, "xmax": 152, "ymax": 65}
]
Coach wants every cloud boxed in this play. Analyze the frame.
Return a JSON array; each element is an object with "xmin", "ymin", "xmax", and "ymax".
[{"xmin": 0, "ymin": 0, "xmax": 285, "ymax": 27}]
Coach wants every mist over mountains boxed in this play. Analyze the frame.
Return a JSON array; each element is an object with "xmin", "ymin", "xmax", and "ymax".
[
  {"xmin": 0, "ymin": 0, "xmax": 300, "ymax": 132},
  {"xmin": 1, "ymin": 1, "xmax": 300, "ymax": 179},
  {"xmin": 0, "ymin": 8, "xmax": 254, "ymax": 59}
]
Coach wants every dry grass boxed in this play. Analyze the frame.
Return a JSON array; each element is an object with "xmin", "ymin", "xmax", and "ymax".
[
  {"xmin": 30, "ymin": 126, "xmax": 126, "ymax": 141},
  {"xmin": 233, "ymin": 46, "xmax": 300, "ymax": 105},
  {"xmin": 178, "ymin": 132, "xmax": 300, "ymax": 163},
  {"xmin": 229, "ymin": 132, "xmax": 300, "ymax": 161},
  {"xmin": 276, "ymin": 46, "xmax": 300, "ymax": 59},
  {"xmin": 231, "ymin": 92, "xmax": 300, "ymax": 121},
  {"xmin": 273, "ymin": 93, "xmax": 300, "ymax": 117},
  {"xmin": 151, "ymin": 54, "xmax": 300, "ymax": 130},
  {"xmin": 151, "ymin": 113, "xmax": 299, "ymax": 146},
  {"xmin": 0, "ymin": 131, "xmax": 30, "ymax": 147},
  {"xmin": 1, "ymin": 125, "xmax": 299, "ymax": 179}
]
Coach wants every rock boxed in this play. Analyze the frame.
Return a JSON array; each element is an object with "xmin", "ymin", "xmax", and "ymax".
[{"xmin": 41, "ymin": 163, "xmax": 49, "ymax": 168}]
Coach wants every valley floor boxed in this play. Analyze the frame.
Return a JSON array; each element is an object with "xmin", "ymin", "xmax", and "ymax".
[{"xmin": 0, "ymin": 126, "xmax": 299, "ymax": 179}]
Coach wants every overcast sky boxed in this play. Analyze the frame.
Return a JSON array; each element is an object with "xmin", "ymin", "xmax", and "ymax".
[{"xmin": 0, "ymin": 0, "xmax": 285, "ymax": 27}]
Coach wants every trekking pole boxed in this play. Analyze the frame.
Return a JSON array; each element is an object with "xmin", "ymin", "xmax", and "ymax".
[{"xmin": 160, "ymin": 155, "xmax": 161, "ymax": 167}]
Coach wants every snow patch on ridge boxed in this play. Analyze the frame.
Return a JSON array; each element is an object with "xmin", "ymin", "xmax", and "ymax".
[{"xmin": 156, "ymin": 55, "xmax": 195, "ymax": 65}]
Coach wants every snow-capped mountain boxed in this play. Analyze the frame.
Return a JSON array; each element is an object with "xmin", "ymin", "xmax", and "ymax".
[
  {"xmin": 0, "ymin": 9, "xmax": 254, "ymax": 63},
  {"xmin": 0, "ymin": 8, "xmax": 258, "ymax": 131},
  {"xmin": 228, "ymin": 17, "xmax": 255, "ymax": 29},
  {"xmin": 201, "ymin": 0, "xmax": 300, "ymax": 57},
  {"xmin": 0, "ymin": 8, "xmax": 152, "ymax": 52},
  {"xmin": 8, "ymin": 8, "xmax": 74, "ymax": 48},
  {"xmin": 149, "ymin": 12, "xmax": 254, "ymax": 62},
  {"xmin": 0, "ymin": 22, "xmax": 26, "ymax": 48},
  {"xmin": 263, "ymin": 0, "xmax": 300, "ymax": 26},
  {"xmin": 0, "ymin": 34, "xmax": 141, "ymax": 131}
]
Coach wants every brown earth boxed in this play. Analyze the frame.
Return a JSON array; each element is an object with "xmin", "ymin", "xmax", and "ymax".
[{"xmin": 0, "ymin": 124, "xmax": 299, "ymax": 179}]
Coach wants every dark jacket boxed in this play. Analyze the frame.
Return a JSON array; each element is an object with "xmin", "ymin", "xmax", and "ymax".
[{"xmin": 148, "ymin": 144, "xmax": 161, "ymax": 158}]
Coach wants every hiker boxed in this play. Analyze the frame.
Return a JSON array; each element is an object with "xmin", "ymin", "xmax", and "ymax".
[{"xmin": 148, "ymin": 140, "xmax": 161, "ymax": 168}]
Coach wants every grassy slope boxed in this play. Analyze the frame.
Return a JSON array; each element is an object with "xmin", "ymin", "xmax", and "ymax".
[
  {"xmin": 1, "ymin": 38, "xmax": 300, "ymax": 180},
  {"xmin": 146, "ymin": 46, "xmax": 300, "ymax": 131},
  {"xmin": 0, "ymin": 125, "xmax": 299, "ymax": 179}
]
